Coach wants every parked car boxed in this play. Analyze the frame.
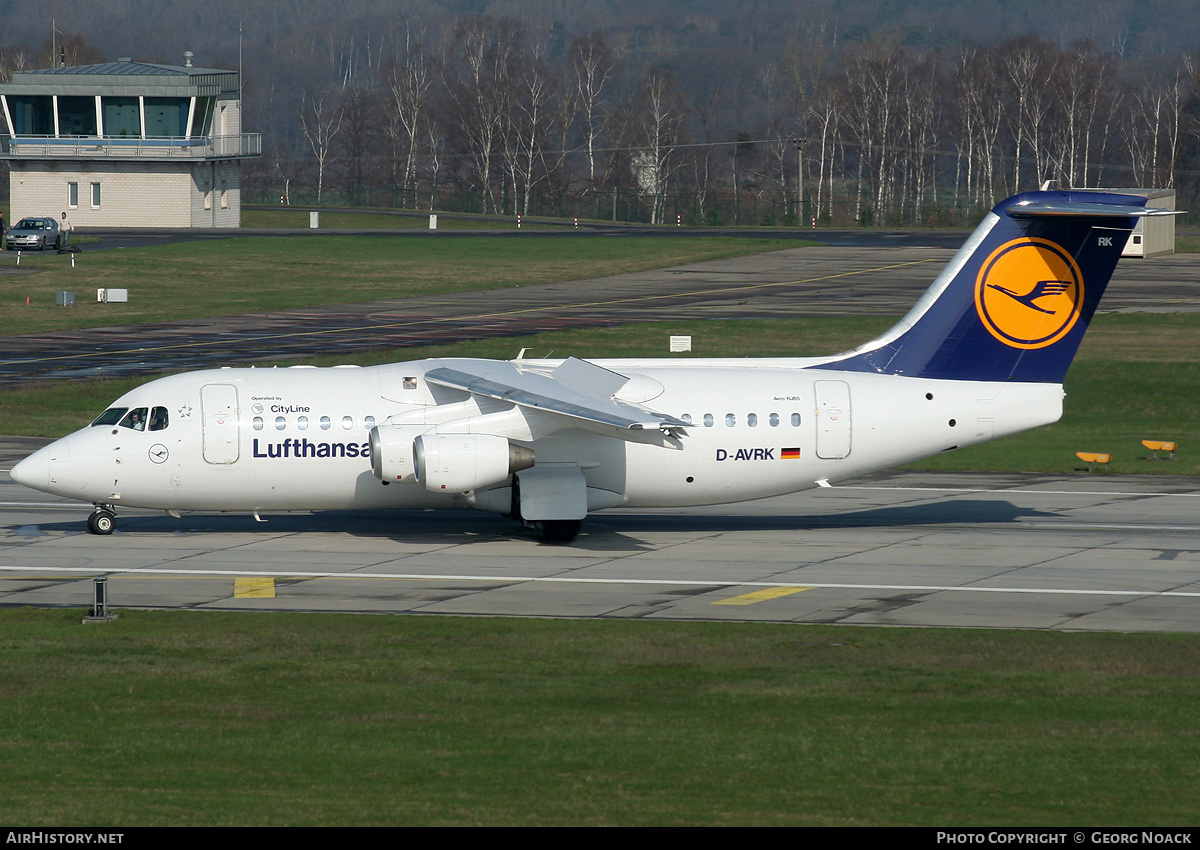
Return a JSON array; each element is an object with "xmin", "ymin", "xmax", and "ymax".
[{"xmin": 5, "ymin": 217, "xmax": 61, "ymax": 251}]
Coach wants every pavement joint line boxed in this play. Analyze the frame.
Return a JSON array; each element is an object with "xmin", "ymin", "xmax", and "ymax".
[
  {"xmin": 839, "ymin": 486, "xmax": 1200, "ymax": 498},
  {"xmin": 1019, "ymin": 522, "xmax": 1200, "ymax": 531},
  {"xmin": 1, "ymin": 565, "xmax": 1199, "ymax": 598}
]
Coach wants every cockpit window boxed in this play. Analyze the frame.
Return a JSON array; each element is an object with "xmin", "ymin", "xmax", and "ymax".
[
  {"xmin": 149, "ymin": 407, "xmax": 169, "ymax": 431},
  {"xmin": 92, "ymin": 407, "xmax": 128, "ymax": 427},
  {"xmin": 118, "ymin": 407, "xmax": 149, "ymax": 431}
]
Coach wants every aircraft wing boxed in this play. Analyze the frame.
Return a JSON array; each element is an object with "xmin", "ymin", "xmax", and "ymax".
[{"xmin": 423, "ymin": 357, "xmax": 688, "ymax": 434}]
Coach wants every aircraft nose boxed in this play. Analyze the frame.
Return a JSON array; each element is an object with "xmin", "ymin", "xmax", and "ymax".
[{"xmin": 10, "ymin": 445, "xmax": 52, "ymax": 490}]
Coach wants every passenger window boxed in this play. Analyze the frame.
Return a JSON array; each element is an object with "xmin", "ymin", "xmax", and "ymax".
[
  {"xmin": 769, "ymin": 413, "xmax": 780, "ymax": 427},
  {"xmin": 342, "ymin": 416, "xmax": 354, "ymax": 430},
  {"xmin": 149, "ymin": 407, "xmax": 169, "ymax": 431},
  {"xmin": 252, "ymin": 417, "xmax": 263, "ymax": 431},
  {"xmin": 703, "ymin": 413, "xmax": 714, "ymax": 428},
  {"xmin": 92, "ymin": 407, "xmax": 128, "ymax": 427},
  {"xmin": 320, "ymin": 416, "xmax": 331, "ymax": 431},
  {"xmin": 681, "ymin": 413, "xmax": 692, "ymax": 425},
  {"xmin": 118, "ymin": 407, "xmax": 149, "ymax": 431},
  {"xmin": 747, "ymin": 413, "xmax": 758, "ymax": 427},
  {"xmin": 725, "ymin": 413, "xmax": 736, "ymax": 427},
  {"xmin": 297, "ymin": 416, "xmax": 309, "ymax": 430},
  {"xmin": 364, "ymin": 416, "xmax": 376, "ymax": 429},
  {"xmin": 791, "ymin": 413, "xmax": 801, "ymax": 427}
]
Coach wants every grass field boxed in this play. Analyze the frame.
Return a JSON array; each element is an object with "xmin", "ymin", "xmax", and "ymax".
[
  {"xmin": 0, "ymin": 235, "xmax": 795, "ymax": 335},
  {"xmin": 2, "ymin": 608, "xmax": 1198, "ymax": 826}
]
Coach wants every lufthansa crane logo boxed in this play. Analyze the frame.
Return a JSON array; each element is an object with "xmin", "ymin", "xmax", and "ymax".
[{"xmin": 974, "ymin": 238, "xmax": 1084, "ymax": 350}]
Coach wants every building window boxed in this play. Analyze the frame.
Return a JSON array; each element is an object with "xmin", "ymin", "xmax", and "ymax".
[
  {"xmin": 68, "ymin": 182, "xmax": 78, "ymax": 208},
  {"xmin": 90, "ymin": 182, "xmax": 101, "ymax": 208},
  {"xmin": 220, "ymin": 189, "xmax": 228, "ymax": 209}
]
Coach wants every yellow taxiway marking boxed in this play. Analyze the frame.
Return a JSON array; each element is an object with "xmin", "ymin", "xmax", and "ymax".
[
  {"xmin": 0, "ymin": 258, "xmax": 938, "ymax": 367},
  {"xmin": 234, "ymin": 577, "xmax": 276, "ymax": 598},
  {"xmin": 712, "ymin": 586, "xmax": 813, "ymax": 606}
]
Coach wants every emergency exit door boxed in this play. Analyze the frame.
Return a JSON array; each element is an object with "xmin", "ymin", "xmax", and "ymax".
[
  {"xmin": 201, "ymin": 384, "xmax": 240, "ymax": 464},
  {"xmin": 814, "ymin": 380, "xmax": 852, "ymax": 459}
]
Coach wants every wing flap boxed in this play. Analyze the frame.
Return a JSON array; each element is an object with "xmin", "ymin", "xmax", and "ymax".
[{"xmin": 424, "ymin": 358, "xmax": 687, "ymax": 433}]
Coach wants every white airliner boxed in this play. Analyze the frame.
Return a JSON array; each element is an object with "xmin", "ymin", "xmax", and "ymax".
[{"xmin": 10, "ymin": 190, "xmax": 1174, "ymax": 541}]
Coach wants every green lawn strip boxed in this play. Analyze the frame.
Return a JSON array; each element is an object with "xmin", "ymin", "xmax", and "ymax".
[
  {"xmin": 2, "ymin": 314, "xmax": 1195, "ymax": 477},
  {"xmin": 0, "ymin": 236, "xmax": 798, "ymax": 335},
  {"xmin": 1, "ymin": 608, "xmax": 1197, "ymax": 826}
]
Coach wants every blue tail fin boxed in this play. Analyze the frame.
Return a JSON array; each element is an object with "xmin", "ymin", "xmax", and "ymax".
[{"xmin": 820, "ymin": 190, "xmax": 1168, "ymax": 383}]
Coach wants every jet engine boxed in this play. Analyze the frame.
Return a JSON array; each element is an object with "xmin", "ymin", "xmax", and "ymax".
[
  {"xmin": 414, "ymin": 433, "xmax": 534, "ymax": 492},
  {"xmin": 370, "ymin": 424, "xmax": 426, "ymax": 482}
]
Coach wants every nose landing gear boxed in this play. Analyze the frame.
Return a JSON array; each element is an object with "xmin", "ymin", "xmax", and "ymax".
[{"xmin": 87, "ymin": 506, "xmax": 116, "ymax": 535}]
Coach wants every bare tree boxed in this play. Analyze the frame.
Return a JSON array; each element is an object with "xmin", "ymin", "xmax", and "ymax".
[
  {"xmin": 1052, "ymin": 42, "xmax": 1114, "ymax": 188},
  {"xmin": 570, "ymin": 32, "xmax": 613, "ymax": 189},
  {"xmin": 628, "ymin": 69, "xmax": 687, "ymax": 224},
  {"xmin": 383, "ymin": 33, "xmax": 432, "ymax": 208},
  {"xmin": 500, "ymin": 34, "xmax": 565, "ymax": 215},
  {"xmin": 841, "ymin": 37, "xmax": 905, "ymax": 221},
  {"xmin": 337, "ymin": 84, "xmax": 380, "ymax": 206},
  {"xmin": 299, "ymin": 89, "xmax": 345, "ymax": 203},
  {"xmin": 1002, "ymin": 37, "xmax": 1059, "ymax": 192},
  {"xmin": 956, "ymin": 46, "xmax": 1006, "ymax": 208},
  {"xmin": 442, "ymin": 16, "xmax": 521, "ymax": 214}
]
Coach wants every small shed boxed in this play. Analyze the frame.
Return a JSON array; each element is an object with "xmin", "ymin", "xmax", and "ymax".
[{"xmin": 1078, "ymin": 188, "xmax": 1176, "ymax": 258}]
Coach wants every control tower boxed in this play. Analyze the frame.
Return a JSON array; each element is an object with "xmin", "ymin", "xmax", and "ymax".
[{"xmin": 0, "ymin": 54, "xmax": 261, "ymax": 228}]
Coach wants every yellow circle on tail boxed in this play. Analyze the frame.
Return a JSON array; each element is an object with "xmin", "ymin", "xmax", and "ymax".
[{"xmin": 974, "ymin": 238, "xmax": 1084, "ymax": 350}]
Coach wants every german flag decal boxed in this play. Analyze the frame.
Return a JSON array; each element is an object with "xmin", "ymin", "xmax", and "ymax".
[{"xmin": 781, "ymin": 447, "xmax": 801, "ymax": 460}]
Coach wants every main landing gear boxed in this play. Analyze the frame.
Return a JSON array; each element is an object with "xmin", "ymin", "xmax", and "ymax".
[
  {"xmin": 510, "ymin": 478, "xmax": 584, "ymax": 543},
  {"xmin": 87, "ymin": 505, "xmax": 116, "ymax": 535},
  {"xmin": 532, "ymin": 519, "xmax": 582, "ymax": 543}
]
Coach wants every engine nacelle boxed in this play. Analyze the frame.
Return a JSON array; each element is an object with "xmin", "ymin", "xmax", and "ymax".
[
  {"xmin": 414, "ymin": 433, "xmax": 535, "ymax": 493},
  {"xmin": 369, "ymin": 424, "xmax": 427, "ymax": 482}
]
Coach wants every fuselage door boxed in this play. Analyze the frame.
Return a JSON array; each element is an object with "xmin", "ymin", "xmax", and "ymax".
[
  {"xmin": 814, "ymin": 380, "xmax": 852, "ymax": 459},
  {"xmin": 201, "ymin": 383, "xmax": 240, "ymax": 464}
]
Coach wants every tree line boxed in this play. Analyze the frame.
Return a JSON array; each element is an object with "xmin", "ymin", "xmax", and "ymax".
[
  {"xmin": 248, "ymin": 16, "xmax": 1200, "ymax": 226},
  {"xmin": 3, "ymin": 8, "xmax": 1199, "ymax": 226}
]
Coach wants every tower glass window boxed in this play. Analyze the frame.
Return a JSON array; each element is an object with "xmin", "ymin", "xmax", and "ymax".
[
  {"xmin": 102, "ymin": 96, "xmax": 140, "ymax": 136},
  {"xmin": 57, "ymin": 96, "xmax": 98, "ymax": 135},
  {"xmin": 144, "ymin": 97, "xmax": 189, "ymax": 137}
]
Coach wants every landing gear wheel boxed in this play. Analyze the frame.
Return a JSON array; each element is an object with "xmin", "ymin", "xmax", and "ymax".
[
  {"xmin": 538, "ymin": 520, "xmax": 582, "ymax": 543},
  {"xmin": 87, "ymin": 509, "xmax": 115, "ymax": 535}
]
